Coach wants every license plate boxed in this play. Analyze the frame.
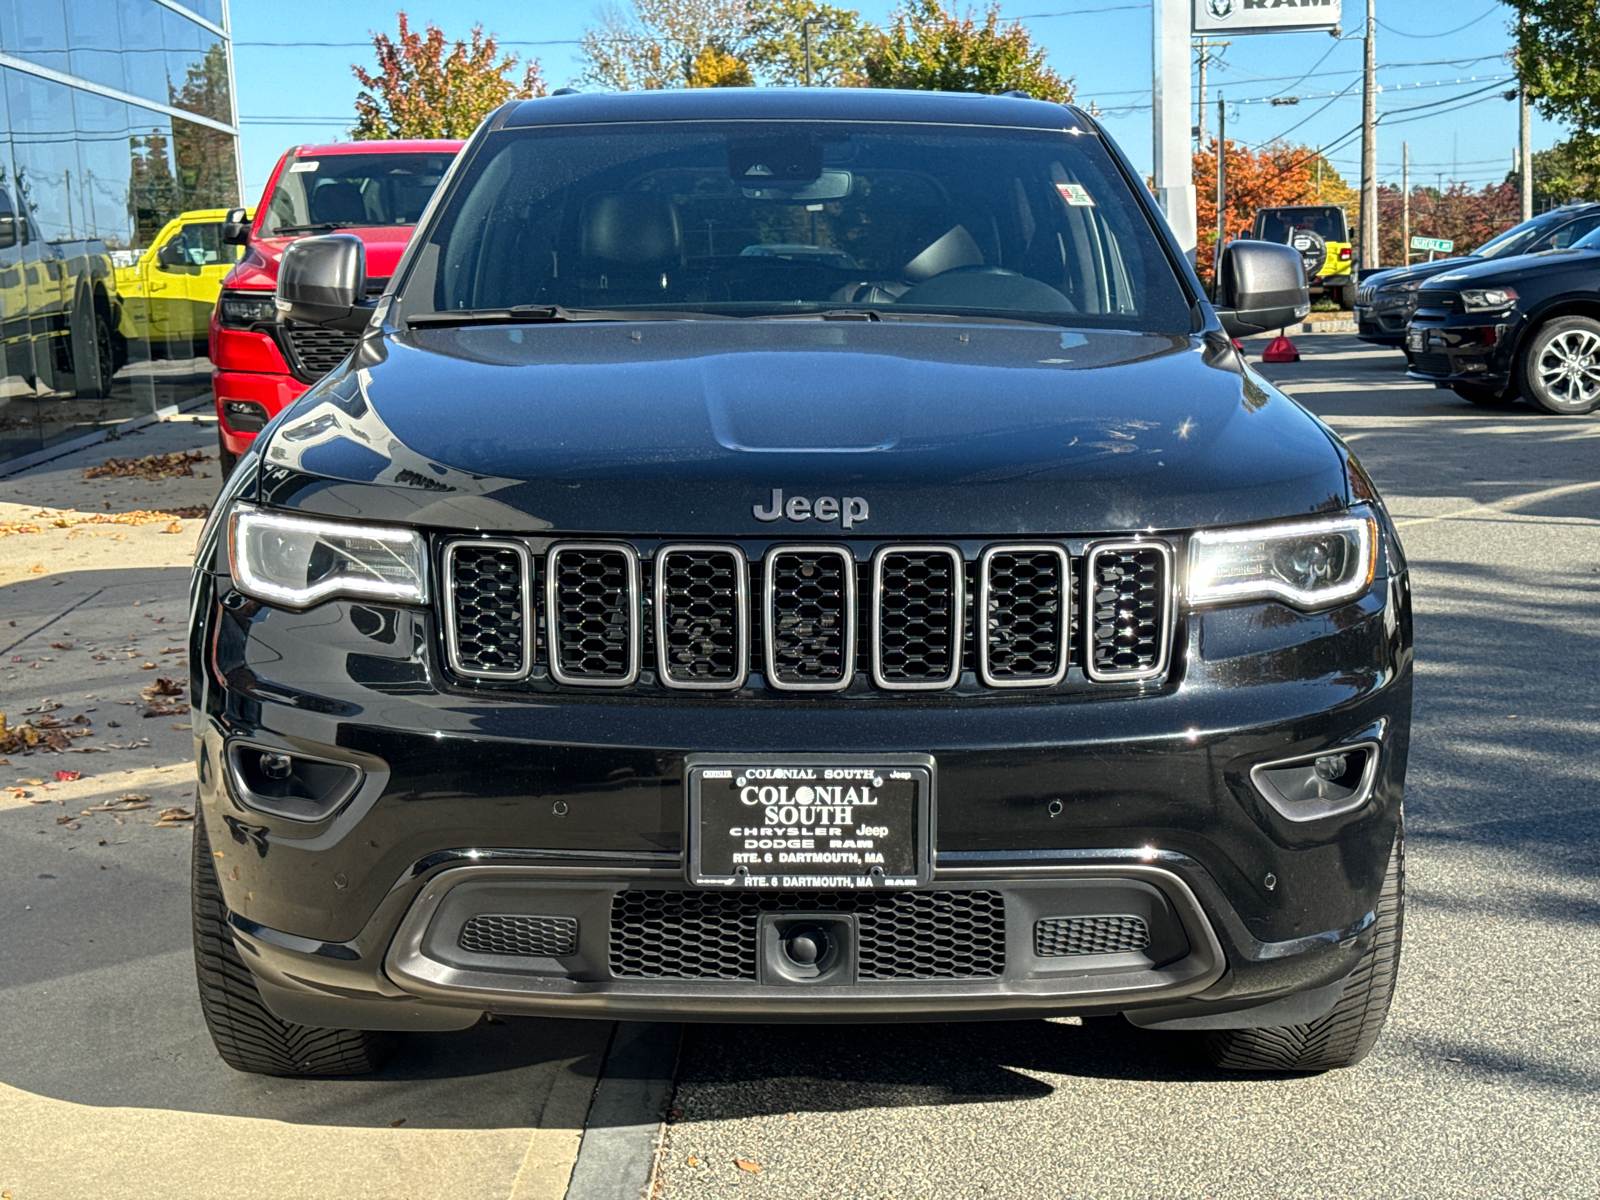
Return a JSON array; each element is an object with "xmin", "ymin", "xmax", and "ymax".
[
  {"xmin": 1407, "ymin": 329, "xmax": 1427, "ymax": 353},
  {"xmin": 686, "ymin": 755, "xmax": 932, "ymax": 889}
]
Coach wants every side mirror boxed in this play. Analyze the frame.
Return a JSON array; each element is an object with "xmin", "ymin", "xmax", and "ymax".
[
  {"xmin": 221, "ymin": 208, "xmax": 251, "ymax": 246},
  {"xmin": 1214, "ymin": 240, "xmax": 1310, "ymax": 339},
  {"xmin": 0, "ymin": 214, "xmax": 15, "ymax": 251},
  {"xmin": 156, "ymin": 239, "xmax": 188, "ymax": 269},
  {"xmin": 276, "ymin": 233, "xmax": 374, "ymax": 330}
]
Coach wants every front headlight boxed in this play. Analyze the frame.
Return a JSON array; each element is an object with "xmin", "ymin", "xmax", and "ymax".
[
  {"xmin": 218, "ymin": 293, "xmax": 278, "ymax": 329},
  {"xmin": 1188, "ymin": 512, "xmax": 1378, "ymax": 610},
  {"xmin": 1460, "ymin": 286, "xmax": 1518, "ymax": 313},
  {"xmin": 227, "ymin": 503, "xmax": 427, "ymax": 609}
]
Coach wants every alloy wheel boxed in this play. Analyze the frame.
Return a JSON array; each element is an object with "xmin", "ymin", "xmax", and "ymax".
[{"xmin": 1534, "ymin": 328, "xmax": 1600, "ymax": 410}]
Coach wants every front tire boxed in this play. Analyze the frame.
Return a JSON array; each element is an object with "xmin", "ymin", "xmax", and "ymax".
[
  {"xmin": 1338, "ymin": 282, "xmax": 1357, "ymax": 311},
  {"xmin": 1203, "ymin": 820, "xmax": 1404, "ymax": 1073},
  {"xmin": 215, "ymin": 428, "xmax": 239, "ymax": 480},
  {"xmin": 1521, "ymin": 316, "xmax": 1600, "ymax": 414},
  {"xmin": 192, "ymin": 819, "xmax": 401, "ymax": 1076}
]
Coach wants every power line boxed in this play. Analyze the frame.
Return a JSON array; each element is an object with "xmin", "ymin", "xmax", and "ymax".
[{"xmin": 1376, "ymin": 7, "xmax": 1499, "ymax": 40}]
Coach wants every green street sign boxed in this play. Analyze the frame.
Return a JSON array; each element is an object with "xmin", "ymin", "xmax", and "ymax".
[{"xmin": 1410, "ymin": 236, "xmax": 1454, "ymax": 253}]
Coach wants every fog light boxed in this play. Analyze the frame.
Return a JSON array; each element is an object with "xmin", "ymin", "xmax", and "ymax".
[
  {"xmin": 259, "ymin": 752, "xmax": 293, "ymax": 780},
  {"xmin": 223, "ymin": 399, "xmax": 269, "ymax": 432},
  {"xmin": 1251, "ymin": 742, "xmax": 1379, "ymax": 823},
  {"xmin": 1313, "ymin": 754, "xmax": 1347, "ymax": 782}
]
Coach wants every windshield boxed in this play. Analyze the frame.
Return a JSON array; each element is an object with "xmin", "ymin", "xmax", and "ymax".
[
  {"xmin": 1255, "ymin": 207, "xmax": 1346, "ymax": 243},
  {"xmin": 265, "ymin": 153, "xmax": 455, "ymax": 235},
  {"xmin": 1476, "ymin": 214, "xmax": 1563, "ymax": 259},
  {"xmin": 401, "ymin": 122, "xmax": 1192, "ymax": 330}
]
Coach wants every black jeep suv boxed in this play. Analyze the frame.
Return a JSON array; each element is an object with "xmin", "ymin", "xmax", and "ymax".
[
  {"xmin": 1355, "ymin": 202, "xmax": 1600, "ymax": 350},
  {"xmin": 1406, "ymin": 228, "xmax": 1600, "ymax": 413},
  {"xmin": 188, "ymin": 88, "xmax": 1411, "ymax": 1078}
]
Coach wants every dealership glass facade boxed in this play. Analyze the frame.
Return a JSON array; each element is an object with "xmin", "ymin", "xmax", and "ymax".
[{"xmin": 0, "ymin": 0, "xmax": 239, "ymax": 467}]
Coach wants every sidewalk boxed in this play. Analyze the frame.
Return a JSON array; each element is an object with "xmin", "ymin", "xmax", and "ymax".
[{"xmin": 0, "ymin": 418, "xmax": 627, "ymax": 1200}]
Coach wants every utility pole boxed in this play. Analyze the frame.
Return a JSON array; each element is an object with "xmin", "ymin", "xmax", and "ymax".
[
  {"xmin": 1153, "ymin": 0, "xmax": 1198, "ymax": 259},
  {"xmin": 1194, "ymin": 40, "xmax": 1229, "ymax": 146},
  {"xmin": 1402, "ymin": 142, "xmax": 1410, "ymax": 267},
  {"xmin": 1519, "ymin": 23, "xmax": 1533, "ymax": 220},
  {"xmin": 1215, "ymin": 92, "xmax": 1227, "ymax": 290},
  {"xmin": 802, "ymin": 17, "xmax": 820, "ymax": 87},
  {"xmin": 1360, "ymin": 0, "xmax": 1379, "ymax": 273}
]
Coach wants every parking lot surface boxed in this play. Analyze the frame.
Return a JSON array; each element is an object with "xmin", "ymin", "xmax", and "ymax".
[{"xmin": 2, "ymin": 334, "xmax": 1596, "ymax": 1199}]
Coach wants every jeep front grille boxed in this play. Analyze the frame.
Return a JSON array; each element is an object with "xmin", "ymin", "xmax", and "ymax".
[
  {"xmin": 978, "ymin": 545, "xmax": 1071, "ymax": 687},
  {"xmin": 655, "ymin": 545, "xmax": 748, "ymax": 689},
  {"xmin": 444, "ymin": 541, "xmax": 531, "ymax": 679},
  {"xmin": 1087, "ymin": 543, "xmax": 1173, "ymax": 681},
  {"xmin": 608, "ymin": 889, "xmax": 1005, "ymax": 980},
  {"xmin": 764, "ymin": 546, "xmax": 856, "ymax": 691},
  {"xmin": 872, "ymin": 546, "xmax": 963, "ymax": 689},
  {"xmin": 441, "ymin": 536, "xmax": 1175, "ymax": 694},
  {"xmin": 547, "ymin": 544, "xmax": 640, "ymax": 686},
  {"xmin": 283, "ymin": 323, "xmax": 360, "ymax": 380}
]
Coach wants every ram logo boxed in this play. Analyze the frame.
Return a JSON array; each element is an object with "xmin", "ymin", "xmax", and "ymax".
[{"xmin": 1206, "ymin": 0, "xmax": 1235, "ymax": 17}]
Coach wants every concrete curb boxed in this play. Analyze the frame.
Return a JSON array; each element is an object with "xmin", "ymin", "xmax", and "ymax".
[{"xmin": 565, "ymin": 1023, "xmax": 683, "ymax": 1200}]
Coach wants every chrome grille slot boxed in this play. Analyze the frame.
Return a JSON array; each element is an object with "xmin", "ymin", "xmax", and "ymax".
[
  {"xmin": 655, "ymin": 545, "xmax": 748, "ymax": 689},
  {"xmin": 444, "ymin": 540, "xmax": 531, "ymax": 679},
  {"xmin": 1086, "ymin": 542, "xmax": 1173, "ymax": 681},
  {"xmin": 546, "ymin": 543, "xmax": 640, "ymax": 686},
  {"xmin": 283, "ymin": 323, "xmax": 360, "ymax": 379},
  {"xmin": 873, "ymin": 546, "xmax": 963, "ymax": 689},
  {"xmin": 978, "ymin": 545, "xmax": 1070, "ymax": 687},
  {"xmin": 764, "ymin": 546, "xmax": 856, "ymax": 691}
]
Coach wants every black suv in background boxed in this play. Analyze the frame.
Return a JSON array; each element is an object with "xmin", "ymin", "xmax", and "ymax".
[
  {"xmin": 1407, "ymin": 228, "xmax": 1600, "ymax": 413},
  {"xmin": 1356, "ymin": 202, "xmax": 1600, "ymax": 349},
  {"xmin": 189, "ymin": 88, "xmax": 1412, "ymax": 1081}
]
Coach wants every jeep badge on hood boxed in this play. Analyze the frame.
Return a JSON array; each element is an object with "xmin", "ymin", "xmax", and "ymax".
[{"xmin": 753, "ymin": 489, "xmax": 870, "ymax": 528}]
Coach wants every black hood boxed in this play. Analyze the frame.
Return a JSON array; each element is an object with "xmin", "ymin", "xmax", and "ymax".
[
  {"xmin": 1422, "ymin": 245, "xmax": 1600, "ymax": 289},
  {"xmin": 1364, "ymin": 255, "xmax": 1480, "ymax": 290},
  {"xmin": 256, "ymin": 321, "xmax": 1350, "ymax": 537}
]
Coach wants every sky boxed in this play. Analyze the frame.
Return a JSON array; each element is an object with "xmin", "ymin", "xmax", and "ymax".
[{"xmin": 229, "ymin": 0, "xmax": 1560, "ymax": 205}]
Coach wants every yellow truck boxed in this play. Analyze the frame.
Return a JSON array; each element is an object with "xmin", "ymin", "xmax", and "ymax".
[
  {"xmin": 115, "ymin": 207, "xmax": 250, "ymax": 357},
  {"xmin": 1250, "ymin": 204, "xmax": 1356, "ymax": 309}
]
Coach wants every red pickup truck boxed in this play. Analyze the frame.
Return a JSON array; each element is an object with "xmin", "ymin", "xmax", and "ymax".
[{"xmin": 209, "ymin": 139, "xmax": 462, "ymax": 473}]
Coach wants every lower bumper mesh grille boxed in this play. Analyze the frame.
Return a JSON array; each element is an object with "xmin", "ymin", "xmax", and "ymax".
[
  {"xmin": 1034, "ymin": 915, "xmax": 1150, "ymax": 956},
  {"xmin": 284, "ymin": 324, "xmax": 360, "ymax": 379},
  {"xmin": 1410, "ymin": 352, "xmax": 1452, "ymax": 376},
  {"xmin": 459, "ymin": 914, "xmax": 579, "ymax": 957},
  {"xmin": 609, "ymin": 889, "xmax": 1006, "ymax": 980}
]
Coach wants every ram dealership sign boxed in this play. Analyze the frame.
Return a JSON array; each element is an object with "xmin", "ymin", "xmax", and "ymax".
[{"xmin": 1193, "ymin": 0, "xmax": 1342, "ymax": 34}]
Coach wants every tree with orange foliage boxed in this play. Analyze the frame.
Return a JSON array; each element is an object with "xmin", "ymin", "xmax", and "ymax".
[
  {"xmin": 1192, "ymin": 140, "xmax": 1319, "ymax": 286},
  {"xmin": 352, "ymin": 13, "xmax": 546, "ymax": 140}
]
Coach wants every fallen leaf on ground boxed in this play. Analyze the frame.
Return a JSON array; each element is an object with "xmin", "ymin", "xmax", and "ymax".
[
  {"xmin": 50, "ymin": 641, "xmax": 73, "ymax": 650},
  {"xmin": 388, "ymin": 1117, "xmax": 406, "ymax": 1127},
  {"xmin": 56, "ymin": 816, "xmax": 79, "ymax": 828},
  {"xmin": 18, "ymin": 777, "xmax": 43, "ymax": 785},
  {"xmin": 156, "ymin": 806, "xmax": 194, "ymax": 825},
  {"xmin": 140, "ymin": 662, "xmax": 155, "ymax": 669},
  {"xmin": 28, "ymin": 563, "xmax": 45, "ymax": 573},
  {"xmin": 142, "ymin": 677, "xmax": 184, "ymax": 697},
  {"xmin": 686, "ymin": 1157, "xmax": 700, "ymax": 1167},
  {"xmin": 53, "ymin": 770, "xmax": 81, "ymax": 781},
  {"xmin": 163, "ymin": 521, "xmax": 184, "ymax": 534},
  {"xmin": 734, "ymin": 1159, "xmax": 762, "ymax": 1174},
  {"xmin": 84, "ymin": 450, "xmax": 209, "ymax": 481},
  {"xmin": 171, "ymin": 723, "xmax": 193, "ymax": 731},
  {"xmin": 143, "ymin": 703, "xmax": 190, "ymax": 718},
  {"xmin": 7, "ymin": 788, "xmax": 30, "ymax": 800}
]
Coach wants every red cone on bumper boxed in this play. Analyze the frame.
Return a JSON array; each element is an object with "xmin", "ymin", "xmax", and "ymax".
[{"xmin": 1262, "ymin": 335, "xmax": 1300, "ymax": 363}]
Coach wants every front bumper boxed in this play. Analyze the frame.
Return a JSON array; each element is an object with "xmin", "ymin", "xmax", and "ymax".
[
  {"xmin": 1355, "ymin": 300, "xmax": 1415, "ymax": 345},
  {"xmin": 1404, "ymin": 315, "xmax": 1517, "ymax": 389},
  {"xmin": 193, "ymin": 553, "xmax": 1412, "ymax": 1028}
]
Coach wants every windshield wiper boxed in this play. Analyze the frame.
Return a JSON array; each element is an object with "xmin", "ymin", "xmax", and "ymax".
[
  {"xmin": 406, "ymin": 305, "xmax": 736, "ymax": 327},
  {"xmin": 272, "ymin": 221, "xmax": 364, "ymax": 235}
]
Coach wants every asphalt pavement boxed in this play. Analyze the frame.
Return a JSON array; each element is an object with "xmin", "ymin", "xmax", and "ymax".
[
  {"xmin": 2, "ymin": 336, "xmax": 1596, "ymax": 1199},
  {"xmin": 653, "ymin": 335, "xmax": 1600, "ymax": 1200}
]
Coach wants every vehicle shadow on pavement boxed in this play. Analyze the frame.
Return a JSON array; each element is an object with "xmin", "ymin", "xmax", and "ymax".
[{"xmin": 667, "ymin": 1016, "xmax": 1279, "ymax": 1121}]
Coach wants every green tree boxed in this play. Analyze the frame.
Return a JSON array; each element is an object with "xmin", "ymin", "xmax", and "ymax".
[
  {"xmin": 170, "ymin": 44, "xmax": 239, "ymax": 209},
  {"xmin": 745, "ymin": 0, "xmax": 877, "ymax": 86},
  {"xmin": 580, "ymin": 0, "xmax": 750, "ymax": 91},
  {"xmin": 1510, "ymin": 0, "xmax": 1600, "ymax": 155},
  {"xmin": 352, "ymin": 12, "xmax": 546, "ymax": 140},
  {"xmin": 1512, "ymin": 138, "xmax": 1600, "ymax": 205},
  {"xmin": 862, "ymin": 0, "xmax": 1073, "ymax": 102}
]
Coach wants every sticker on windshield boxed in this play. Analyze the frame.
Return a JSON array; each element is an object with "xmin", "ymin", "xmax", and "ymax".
[
  {"xmin": 1055, "ymin": 182, "xmax": 1094, "ymax": 207},
  {"xmin": 290, "ymin": 161, "xmax": 319, "ymax": 173}
]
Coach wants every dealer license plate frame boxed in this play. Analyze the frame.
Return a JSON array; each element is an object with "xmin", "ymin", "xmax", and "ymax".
[{"xmin": 684, "ymin": 753, "xmax": 934, "ymax": 890}]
